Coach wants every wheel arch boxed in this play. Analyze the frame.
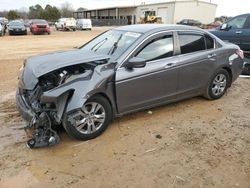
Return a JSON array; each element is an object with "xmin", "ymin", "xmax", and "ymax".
[{"xmin": 89, "ymin": 92, "xmax": 116, "ymax": 118}]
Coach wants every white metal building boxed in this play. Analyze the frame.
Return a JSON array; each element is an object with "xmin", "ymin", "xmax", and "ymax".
[{"xmin": 73, "ymin": 0, "xmax": 217, "ymax": 25}]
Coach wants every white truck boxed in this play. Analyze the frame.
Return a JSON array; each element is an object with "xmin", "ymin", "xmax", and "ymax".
[
  {"xmin": 55, "ymin": 18, "xmax": 77, "ymax": 31},
  {"xmin": 0, "ymin": 23, "xmax": 3, "ymax": 36},
  {"xmin": 76, "ymin": 19, "xmax": 92, "ymax": 30},
  {"xmin": 0, "ymin": 17, "xmax": 8, "ymax": 36}
]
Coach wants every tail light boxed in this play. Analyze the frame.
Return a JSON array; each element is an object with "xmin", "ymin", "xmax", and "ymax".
[{"xmin": 236, "ymin": 49, "xmax": 244, "ymax": 59}]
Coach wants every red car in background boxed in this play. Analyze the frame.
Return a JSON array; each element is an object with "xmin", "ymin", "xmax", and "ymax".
[{"xmin": 30, "ymin": 19, "xmax": 50, "ymax": 35}]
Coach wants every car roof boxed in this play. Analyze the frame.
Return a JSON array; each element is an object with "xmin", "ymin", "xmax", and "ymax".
[
  {"xmin": 234, "ymin": 13, "xmax": 250, "ymax": 17},
  {"xmin": 114, "ymin": 24, "xmax": 203, "ymax": 34}
]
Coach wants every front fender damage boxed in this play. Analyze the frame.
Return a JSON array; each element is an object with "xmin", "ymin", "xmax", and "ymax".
[{"xmin": 22, "ymin": 63, "xmax": 115, "ymax": 148}]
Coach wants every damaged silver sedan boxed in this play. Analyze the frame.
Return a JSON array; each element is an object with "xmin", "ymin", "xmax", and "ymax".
[{"xmin": 16, "ymin": 24, "xmax": 244, "ymax": 148}]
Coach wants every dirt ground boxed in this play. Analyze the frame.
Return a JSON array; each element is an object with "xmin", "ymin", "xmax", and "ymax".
[{"xmin": 0, "ymin": 27, "xmax": 250, "ymax": 188}]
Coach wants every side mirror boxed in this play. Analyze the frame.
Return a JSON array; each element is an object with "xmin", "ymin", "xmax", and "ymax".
[
  {"xmin": 125, "ymin": 57, "xmax": 146, "ymax": 69},
  {"xmin": 220, "ymin": 23, "xmax": 228, "ymax": 30}
]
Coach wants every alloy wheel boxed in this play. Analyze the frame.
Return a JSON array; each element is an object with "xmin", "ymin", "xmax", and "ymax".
[
  {"xmin": 68, "ymin": 102, "xmax": 106, "ymax": 134},
  {"xmin": 211, "ymin": 74, "xmax": 227, "ymax": 96}
]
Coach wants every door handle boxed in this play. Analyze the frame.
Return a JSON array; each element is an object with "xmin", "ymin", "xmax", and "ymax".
[
  {"xmin": 208, "ymin": 53, "xmax": 216, "ymax": 59},
  {"xmin": 166, "ymin": 63, "xmax": 174, "ymax": 66},
  {"xmin": 235, "ymin": 31, "xmax": 242, "ymax": 34},
  {"xmin": 164, "ymin": 62, "xmax": 176, "ymax": 68}
]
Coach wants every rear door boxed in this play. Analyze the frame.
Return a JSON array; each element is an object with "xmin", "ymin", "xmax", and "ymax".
[{"xmin": 176, "ymin": 32, "xmax": 217, "ymax": 98}]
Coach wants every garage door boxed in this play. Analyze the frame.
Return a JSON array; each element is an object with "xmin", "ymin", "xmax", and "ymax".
[{"xmin": 157, "ymin": 7, "xmax": 168, "ymax": 24}]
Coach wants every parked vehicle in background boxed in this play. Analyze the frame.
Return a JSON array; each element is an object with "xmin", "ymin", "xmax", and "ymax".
[
  {"xmin": 201, "ymin": 20, "xmax": 222, "ymax": 30},
  {"xmin": 76, "ymin": 19, "xmax": 92, "ymax": 30},
  {"xmin": 23, "ymin": 19, "xmax": 31, "ymax": 27},
  {"xmin": 139, "ymin": 11, "xmax": 163, "ymax": 24},
  {"xmin": 177, "ymin": 19, "xmax": 202, "ymax": 27},
  {"xmin": 0, "ymin": 17, "xmax": 8, "ymax": 35},
  {"xmin": 30, "ymin": 19, "xmax": 50, "ymax": 35},
  {"xmin": 16, "ymin": 24, "xmax": 244, "ymax": 148},
  {"xmin": 55, "ymin": 18, "xmax": 76, "ymax": 31},
  {"xmin": 47, "ymin": 21, "xmax": 54, "ymax": 26},
  {"xmin": 210, "ymin": 13, "xmax": 250, "ymax": 74},
  {"xmin": 0, "ymin": 23, "xmax": 4, "ymax": 36},
  {"xmin": 0, "ymin": 17, "xmax": 8, "ymax": 25},
  {"xmin": 8, "ymin": 20, "xmax": 27, "ymax": 35}
]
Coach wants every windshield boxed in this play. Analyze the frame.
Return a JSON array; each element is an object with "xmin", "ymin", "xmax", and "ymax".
[
  {"xmin": 9, "ymin": 21, "xmax": 23, "ymax": 26},
  {"xmin": 80, "ymin": 30, "xmax": 141, "ymax": 57}
]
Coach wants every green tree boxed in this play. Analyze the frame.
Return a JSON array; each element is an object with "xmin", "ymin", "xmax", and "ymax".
[
  {"xmin": 28, "ymin": 4, "xmax": 61, "ymax": 21},
  {"xmin": 7, "ymin": 10, "xmax": 20, "ymax": 20},
  {"xmin": 44, "ymin": 5, "xmax": 61, "ymax": 21},
  {"xmin": 28, "ymin": 4, "xmax": 43, "ymax": 19}
]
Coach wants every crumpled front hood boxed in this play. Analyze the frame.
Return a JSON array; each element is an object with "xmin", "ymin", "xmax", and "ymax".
[
  {"xmin": 25, "ymin": 49, "xmax": 110, "ymax": 77},
  {"xmin": 20, "ymin": 49, "xmax": 110, "ymax": 90}
]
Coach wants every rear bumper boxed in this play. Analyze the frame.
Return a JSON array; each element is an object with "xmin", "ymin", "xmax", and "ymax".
[
  {"xmin": 16, "ymin": 89, "xmax": 34, "ymax": 122},
  {"xmin": 231, "ymin": 58, "xmax": 245, "ymax": 82},
  {"xmin": 242, "ymin": 59, "xmax": 250, "ymax": 75}
]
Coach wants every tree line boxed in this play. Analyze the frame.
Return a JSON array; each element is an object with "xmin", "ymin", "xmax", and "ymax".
[{"xmin": 0, "ymin": 2, "xmax": 86, "ymax": 22}]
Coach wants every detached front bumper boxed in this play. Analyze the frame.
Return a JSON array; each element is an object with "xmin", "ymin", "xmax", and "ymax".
[
  {"xmin": 16, "ymin": 88, "xmax": 34, "ymax": 122},
  {"xmin": 16, "ymin": 88, "xmax": 61, "ymax": 148}
]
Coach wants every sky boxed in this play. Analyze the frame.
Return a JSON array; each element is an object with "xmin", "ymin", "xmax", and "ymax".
[{"xmin": 0, "ymin": 0, "xmax": 249, "ymax": 17}]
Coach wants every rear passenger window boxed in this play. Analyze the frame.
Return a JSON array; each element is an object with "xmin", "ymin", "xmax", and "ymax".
[
  {"xmin": 179, "ymin": 34, "xmax": 205, "ymax": 54},
  {"xmin": 205, "ymin": 34, "xmax": 214, "ymax": 49}
]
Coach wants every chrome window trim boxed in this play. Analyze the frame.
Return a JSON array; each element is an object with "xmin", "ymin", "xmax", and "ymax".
[{"xmin": 117, "ymin": 29, "xmax": 213, "ymax": 70}]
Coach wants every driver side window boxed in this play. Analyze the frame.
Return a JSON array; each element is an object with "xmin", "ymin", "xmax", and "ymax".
[
  {"xmin": 227, "ymin": 15, "xmax": 248, "ymax": 29},
  {"xmin": 135, "ymin": 34, "xmax": 174, "ymax": 62}
]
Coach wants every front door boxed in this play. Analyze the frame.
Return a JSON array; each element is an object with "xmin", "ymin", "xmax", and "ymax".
[
  {"xmin": 238, "ymin": 15, "xmax": 250, "ymax": 58},
  {"xmin": 115, "ymin": 32, "xmax": 179, "ymax": 114},
  {"xmin": 217, "ymin": 14, "xmax": 248, "ymax": 46}
]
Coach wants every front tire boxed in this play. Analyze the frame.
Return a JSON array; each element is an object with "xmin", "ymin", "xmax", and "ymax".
[
  {"xmin": 204, "ymin": 69, "xmax": 230, "ymax": 100},
  {"xmin": 63, "ymin": 96, "xmax": 112, "ymax": 140}
]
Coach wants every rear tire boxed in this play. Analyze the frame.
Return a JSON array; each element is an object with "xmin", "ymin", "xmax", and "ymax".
[
  {"xmin": 204, "ymin": 69, "xmax": 230, "ymax": 100},
  {"xmin": 63, "ymin": 96, "xmax": 112, "ymax": 140}
]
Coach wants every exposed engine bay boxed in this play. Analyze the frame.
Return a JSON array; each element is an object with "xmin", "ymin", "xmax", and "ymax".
[{"xmin": 19, "ymin": 62, "xmax": 97, "ymax": 148}]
